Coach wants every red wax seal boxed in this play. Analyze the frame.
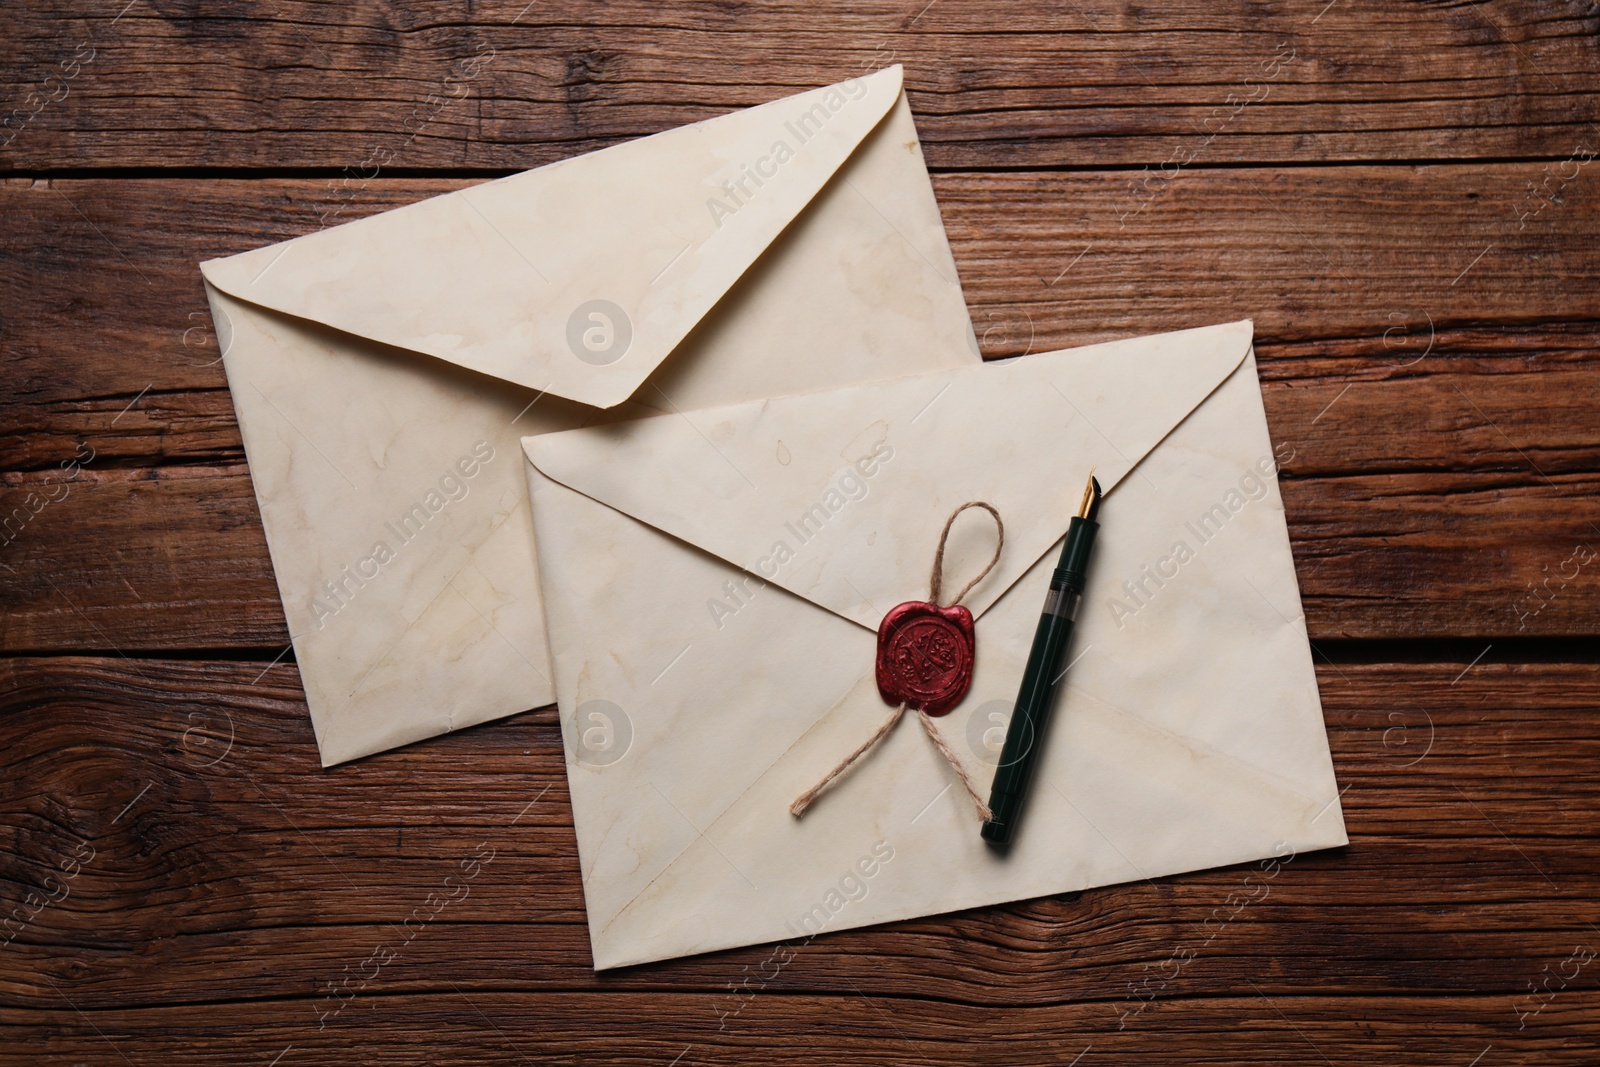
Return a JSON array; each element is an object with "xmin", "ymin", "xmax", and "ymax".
[{"xmin": 875, "ymin": 600, "xmax": 976, "ymax": 717}]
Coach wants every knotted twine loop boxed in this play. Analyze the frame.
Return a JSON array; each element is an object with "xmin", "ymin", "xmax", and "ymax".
[
  {"xmin": 928, "ymin": 501, "xmax": 1004, "ymax": 609},
  {"xmin": 789, "ymin": 502, "xmax": 1004, "ymax": 820}
]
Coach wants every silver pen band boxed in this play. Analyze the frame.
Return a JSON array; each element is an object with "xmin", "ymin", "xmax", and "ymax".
[{"xmin": 1043, "ymin": 584, "xmax": 1081, "ymax": 620}]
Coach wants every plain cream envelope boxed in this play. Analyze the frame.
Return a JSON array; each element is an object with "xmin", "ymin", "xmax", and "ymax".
[
  {"xmin": 198, "ymin": 66, "xmax": 979, "ymax": 765},
  {"xmin": 522, "ymin": 320, "xmax": 1348, "ymax": 970}
]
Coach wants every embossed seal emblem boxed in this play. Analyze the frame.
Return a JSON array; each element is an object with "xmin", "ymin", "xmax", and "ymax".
[{"xmin": 875, "ymin": 600, "xmax": 975, "ymax": 716}]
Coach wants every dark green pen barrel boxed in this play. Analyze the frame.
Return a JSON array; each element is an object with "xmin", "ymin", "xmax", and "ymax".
[
  {"xmin": 984, "ymin": 610, "xmax": 1073, "ymax": 804},
  {"xmin": 1055, "ymin": 515, "xmax": 1098, "ymax": 590},
  {"xmin": 981, "ymin": 516, "xmax": 1098, "ymax": 844}
]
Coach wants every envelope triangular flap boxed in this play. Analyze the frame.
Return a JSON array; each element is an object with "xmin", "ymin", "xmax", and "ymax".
[
  {"xmin": 199, "ymin": 68, "xmax": 906, "ymax": 410},
  {"xmin": 526, "ymin": 320, "xmax": 1254, "ymax": 629}
]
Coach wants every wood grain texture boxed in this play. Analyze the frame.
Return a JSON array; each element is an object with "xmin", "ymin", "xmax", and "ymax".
[
  {"xmin": 6, "ymin": 459, "xmax": 1599, "ymax": 648},
  {"xmin": 3, "ymin": 172, "xmax": 1597, "ymax": 644},
  {"xmin": 6, "ymin": 164, "xmax": 1597, "ymax": 450},
  {"xmin": 1, "ymin": 1, "xmax": 1598, "ymax": 170},
  {"xmin": 5, "ymin": 993, "xmax": 1598, "ymax": 1067},
  {"xmin": 3, "ymin": 0, "xmax": 1599, "ymax": 1060},
  {"xmin": 1, "ymin": 656, "xmax": 1596, "ymax": 1062},
  {"xmin": 3, "ymin": 994, "xmax": 1598, "ymax": 1067}
]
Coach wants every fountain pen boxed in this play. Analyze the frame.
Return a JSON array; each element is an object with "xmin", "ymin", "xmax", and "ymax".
[{"xmin": 981, "ymin": 473, "xmax": 1101, "ymax": 845}]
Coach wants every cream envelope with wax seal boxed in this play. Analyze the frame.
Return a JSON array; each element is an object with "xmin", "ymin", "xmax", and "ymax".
[
  {"xmin": 197, "ymin": 65, "xmax": 980, "ymax": 766},
  {"xmin": 522, "ymin": 319, "xmax": 1348, "ymax": 970}
]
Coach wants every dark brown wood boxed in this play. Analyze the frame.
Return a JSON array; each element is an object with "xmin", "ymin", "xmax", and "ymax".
[
  {"xmin": 3, "ymin": 171, "xmax": 1597, "ymax": 645},
  {"xmin": 1, "ymin": 656, "xmax": 1596, "ymax": 1051},
  {"xmin": 6, "ymin": 162, "xmax": 1599, "ymax": 435},
  {"xmin": 3, "ymin": 993, "xmax": 1598, "ymax": 1067},
  {"xmin": 3, "ymin": 1, "xmax": 1598, "ymax": 1060},
  {"xmin": 6, "ymin": 165, "xmax": 1597, "ymax": 452},
  {"xmin": 5, "ymin": 991, "xmax": 1597, "ymax": 1066},
  {"xmin": 6, "ymin": 460, "xmax": 1599, "ymax": 648},
  {"xmin": 1, "ymin": 1, "xmax": 1598, "ymax": 170}
]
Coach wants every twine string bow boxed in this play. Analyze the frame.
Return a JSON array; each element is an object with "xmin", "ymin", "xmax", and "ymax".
[{"xmin": 789, "ymin": 502, "xmax": 1004, "ymax": 820}]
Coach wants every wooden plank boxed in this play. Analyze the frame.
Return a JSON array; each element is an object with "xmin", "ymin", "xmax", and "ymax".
[
  {"xmin": 941, "ymin": 167, "xmax": 1600, "ymax": 356},
  {"xmin": 4, "ymin": 166, "xmax": 1597, "ymax": 453},
  {"xmin": 2, "ymin": 2, "xmax": 1592, "ymax": 1062},
  {"xmin": 2, "ymin": 992, "xmax": 1597, "ymax": 1066},
  {"xmin": 3, "ymin": 164, "xmax": 1597, "ymax": 645},
  {"xmin": 1, "ymin": 1, "xmax": 1598, "ymax": 169},
  {"xmin": 4, "ymin": 459, "xmax": 1597, "ymax": 648},
  {"xmin": 0, "ymin": 464, "xmax": 284, "ymax": 651},
  {"xmin": 1282, "ymin": 471, "xmax": 1600, "ymax": 640},
  {"xmin": 8, "ymin": 327, "xmax": 1600, "ymax": 480},
  {"xmin": 2, "ymin": 657, "xmax": 1597, "ymax": 1019}
]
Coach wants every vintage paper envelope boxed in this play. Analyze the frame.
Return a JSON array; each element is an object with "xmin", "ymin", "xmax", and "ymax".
[
  {"xmin": 522, "ymin": 320, "xmax": 1347, "ymax": 969},
  {"xmin": 198, "ymin": 66, "xmax": 978, "ymax": 765}
]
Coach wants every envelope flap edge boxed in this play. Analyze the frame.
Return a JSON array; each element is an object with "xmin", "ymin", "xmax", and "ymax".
[
  {"xmin": 522, "ymin": 321, "xmax": 1256, "ymax": 629},
  {"xmin": 200, "ymin": 67, "xmax": 908, "ymax": 409}
]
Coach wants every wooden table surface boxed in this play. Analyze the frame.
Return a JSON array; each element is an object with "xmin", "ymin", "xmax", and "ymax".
[{"xmin": 3, "ymin": 2, "xmax": 1598, "ymax": 1063}]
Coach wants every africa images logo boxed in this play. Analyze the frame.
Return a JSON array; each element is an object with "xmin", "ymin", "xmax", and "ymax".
[
  {"xmin": 702, "ymin": 77, "xmax": 870, "ymax": 230},
  {"xmin": 306, "ymin": 441, "xmax": 496, "ymax": 629},
  {"xmin": 566, "ymin": 299, "xmax": 632, "ymax": 366},
  {"xmin": 704, "ymin": 435, "xmax": 893, "ymax": 631}
]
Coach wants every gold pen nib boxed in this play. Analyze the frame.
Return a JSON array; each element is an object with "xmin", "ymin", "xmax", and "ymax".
[{"xmin": 1077, "ymin": 471, "xmax": 1103, "ymax": 521}]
